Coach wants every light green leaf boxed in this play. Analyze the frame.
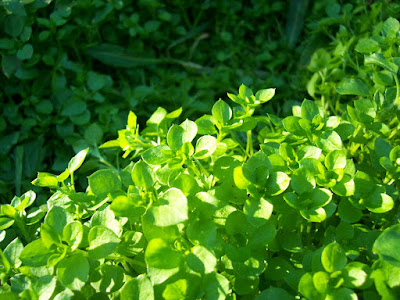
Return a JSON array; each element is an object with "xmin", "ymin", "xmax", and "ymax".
[
  {"xmin": 336, "ymin": 78, "xmax": 369, "ymax": 96},
  {"xmin": 317, "ymin": 131, "xmax": 342, "ymax": 152},
  {"xmin": 365, "ymin": 53, "xmax": 398, "ymax": 75},
  {"xmin": 325, "ymin": 150, "xmax": 347, "ymax": 170},
  {"xmin": 32, "ymin": 172, "xmax": 58, "ymax": 188},
  {"xmin": 62, "ymin": 221, "xmax": 83, "ymax": 251},
  {"xmin": 265, "ymin": 171, "xmax": 290, "ymax": 196},
  {"xmin": 145, "ymin": 188, "xmax": 188, "ymax": 227},
  {"xmin": 255, "ymin": 88, "xmax": 275, "ymax": 103},
  {"xmin": 243, "ymin": 197, "xmax": 273, "ymax": 227},
  {"xmin": 243, "ymin": 151, "xmax": 271, "ymax": 186},
  {"xmin": 20, "ymin": 239, "xmax": 54, "ymax": 267},
  {"xmin": 321, "ymin": 242, "xmax": 347, "ymax": 273},
  {"xmin": 132, "ymin": 160, "xmax": 155, "ymax": 189},
  {"xmin": 373, "ymin": 224, "xmax": 400, "ymax": 267},
  {"xmin": 4, "ymin": 238, "xmax": 23, "ymax": 269},
  {"xmin": 34, "ymin": 275, "xmax": 57, "ymax": 300},
  {"xmin": 180, "ymin": 119, "xmax": 197, "ymax": 143},
  {"xmin": 301, "ymin": 99, "xmax": 320, "ymax": 121},
  {"xmin": 57, "ymin": 253, "xmax": 89, "ymax": 291},
  {"xmin": 167, "ymin": 125, "xmax": 185, "ymax": 151},
  {"xmin": 120, "ymin": 275, "xmax": 154, "ymax": 300},
  {"xmin": 88, "ymin": 225, "xmax": 121, "ymax": 259},
  {"xmin": 88, "ymin": 169, "xmax": 122, "ymax": 198},
  {"xmin": 142, "ymin": 145, "xmax": 171, "ymax": 165},
  {"xmin": 186, "ymin": 245, "xmax": 217, "ymax": 274},
  {"xmin": 355, "ymin": 38, "xmax": 380, "ymax": 54},
  {"xmin": 203, "ymin": 273, "xmax": 231, "ymax": 300},
  {"xmin": 145, "ymin": 238, "xmax": 181, "ymax": 269},
  {"xmin": 68, "ymin": 148, "xmax": 89, "ymax": 174},
  {"xmin": 194, "ymin": 135, "xmax": 217, "ymax": 159},
  {"xmin": 212, "ymin": 99, "xmax": 232, "ymax": 126}
]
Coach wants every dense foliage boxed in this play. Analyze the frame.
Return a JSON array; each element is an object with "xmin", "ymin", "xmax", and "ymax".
[
  {"xmin": 2, "ymin": 0, "xmax": 400, "ymax": 299},
  {"xmin": 2, "ymin": 0, "xmax": 399, "ymax": 202},
  {"xmin": 1, "ymin": 76, "xmax": 400, "ymax": 298}
]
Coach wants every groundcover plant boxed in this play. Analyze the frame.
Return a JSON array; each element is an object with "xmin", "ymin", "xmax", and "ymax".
[{"xmin": 0, "ymin": 79, "xmax": 400, "ymax": 299}]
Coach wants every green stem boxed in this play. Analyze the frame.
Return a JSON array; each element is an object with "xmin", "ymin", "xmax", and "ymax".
[
  {"xmin": 246, "ymin": 130, "xmax": 253, "ymax": 158},
  {"xmin": 193, "ymin": 158, "xmax": 210, "ymax": 177},
  {"xmin": 393, "ymin": 75, "xmax": 400, "ymax": 109}
]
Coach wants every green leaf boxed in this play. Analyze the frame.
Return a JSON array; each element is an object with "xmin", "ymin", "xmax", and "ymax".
[
  {"xmin": 194, "ymin": 135, "xmax": 217, "ymax": 159},
  {"xmin": 180, "ymin": 119, "xmax": 197, "ymax": 143},
  {"xmin": 243, "ymin": 197, "xmax": 273, "ymax": 227},
  {"xmin": 365, "ymin": 53, "xmax": 398, "ymax": 75},
  {"xmin": 265, "ymin": 171, "xmax": 290, "ymax": 196},
  {"xmin": 243, "ymin": 151, "xmax": 271, "ymax": 186},
  {"xmin": 373, "ymin": 224, "xmax": 400, "ymax": 267},
  {"xmin": 20, "ymin": 239, "xmax": 54, "ymax": 267},
  {"xmin": 68, "ymin": 148, "xmax": 89, "ymax": 174},
  {"xmin": 187, "ymin": 219, "xmax": 217, "ymax": 248},
  {"xmin": 212, "ymin": 99, "xmax": 232, "ymax": 126},
  {"xmin": 282, "ymin": 116, "xmax": 306, "ymax": 136},
  {"xmin": 326, "ymin": 288, "xmax": 358, "ymax": 300},
  {"xmin": 321, "ymin": 242, "xmax": 347, "ymax": 273},
  {"xmin": 32, "ymin": 172, "xmax": 58, "ymax": 188},
  {"xmin": 186, "ymin": 245, "xmax": 217, "ymax": 274},
  {"xmin": 301, "ymin": 99, "xmax": 320, "ymax": 121},
  {"xmin": 355, "ymin": 38, "xmax": 380, "ymax": 54},
  {"xmin": 364, "ymin": 188, "xmax": 394, "ymax": 214},
  {"xmin": 239, "ymin": 84, "xmax": 253, "ymax": 100},
  {"xmin": 300, "ymin": 206, "xmax": 327, "ymax": 223},
  {"xmin": 16, "ymin": 44, "xmax": 33, "ymax": 60},
  {"xmin": 61, "ymin": 100, "xmax": 87, "ymax": 117},
  {"xmin": 145, "ymin": 188, "xmax": 188, "ymax": 227},
  {"xmin": 132, "ymin": 160, "xmax": 155, "ymax": 189},
  {"xmin": 84, "ymin": 123, "xmax": 103, "ymax": 145},
  {"xmin": 298, "ymin": 272, "xmax": 324, "ymax": 300},
  {"xmin": 41, "ymin": 223, "xmax": 61, "ymax": 248},
  {"xmin": 91, "ymin": 264, "xmax": 125, "ymax": 293},
  {"xmin": 0, "ymin": 217, "xmax": 14, "ymax": 230},
  {"xmin": 342, "ymin": 262, "xmax": 372, "ymax": 289},
  {"xmin": 142, "ymin": 145, "xmax": 171, "ymax": 165},
  {"xmin": 195, "ymin": 115, "xmax": 217, "ymax": 135},
  {"xmin": 4, "ymin": 15, "xmax": 25, "ymax": 37},
  {"xmin": 167, "ymin": 125, "xmax": 185, "ymax": 151},
  {"xmin": 291, "ymin": 168, "xmax": 316, "ymax": 194},
  {"xmin": 62, "ymin": 221, "xmax": 83, "ymax": 251},
  {"xmin": 332, "ymin": 175, "xmax": 355, "ymax": 197},
  {"xmin": 317, "ymin": 131, "xmax": 342, "ymax": 152},
  {"xmin": 88, "ymin": 225, "xmax": 121, "ymax": 259},
  {"xmin": 203, "ymin": 273, "xmax": 231, "ymax": 300},
  {"xmin": 256, "ymin": 287, "xmax": 293, "ymax": 300},
  {"xmin": 4, "ymin": 238, "xmax": 23, "ymax": 269},
  {"xmin": 145, "ymin": 238, "xmax": 181, "ymax": 269},
  {"xmin": 325, "ymin": 150, "xmax": 347, "ymax": 170},
  {"xmin": 88, "ymin": 169, "xmax": 122, "ymax": 198},
  {"xmin": 34, "ymin": 276, "xmax": 57, "ymax": 300},
  {"xmin": 336, "ymin": 78, "xmax": 369, "ymax": 96},
  {"xmin": 45, "ymin": 206, "xmax": 73, "ymax": 234},
  {"xmin": 121, "ymin": 275, "xmax": 154, "ymax": 300},
  {"xmin": 56, "ymin": 253, "xmax": 89, "ymax": 291},
  {"xmin": 255, "ymin": 88, "xmax": 275, "ymax": 103},
  {"xmin": 110, "ymin": 193, "xmax": 146, "ymax": 219}
]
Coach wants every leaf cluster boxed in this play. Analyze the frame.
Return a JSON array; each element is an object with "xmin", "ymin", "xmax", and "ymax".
[{"xmin": 0, "ymin": 81, "xmax": 400, "ymax": 299}]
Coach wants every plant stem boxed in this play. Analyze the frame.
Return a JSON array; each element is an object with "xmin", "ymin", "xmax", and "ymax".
[{"xmin": 246, "ymin": 130, "xmax": 253, "ymax": 157}]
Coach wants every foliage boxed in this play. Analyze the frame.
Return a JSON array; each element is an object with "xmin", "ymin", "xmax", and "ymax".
[
  {"xmin": 0, "ymin": 79, "xmax": 400, "ymax": 298},
  {"xmin": 0, "ymin": 0, "xmax": 300, "ymax": 202}
]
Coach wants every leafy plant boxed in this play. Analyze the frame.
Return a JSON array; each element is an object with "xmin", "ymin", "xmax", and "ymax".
[{"xmin": 1, "ymin": 83, "xmax": 400, "ymax": 299}]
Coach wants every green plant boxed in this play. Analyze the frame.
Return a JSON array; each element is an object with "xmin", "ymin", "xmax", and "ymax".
[
  {"xmin": 1, "ymin": 0, "xmax": 300, "ymax": 203},
  {"xmin": 1, "ymin": 83, "xmax": 399, "ymax": 299}
]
